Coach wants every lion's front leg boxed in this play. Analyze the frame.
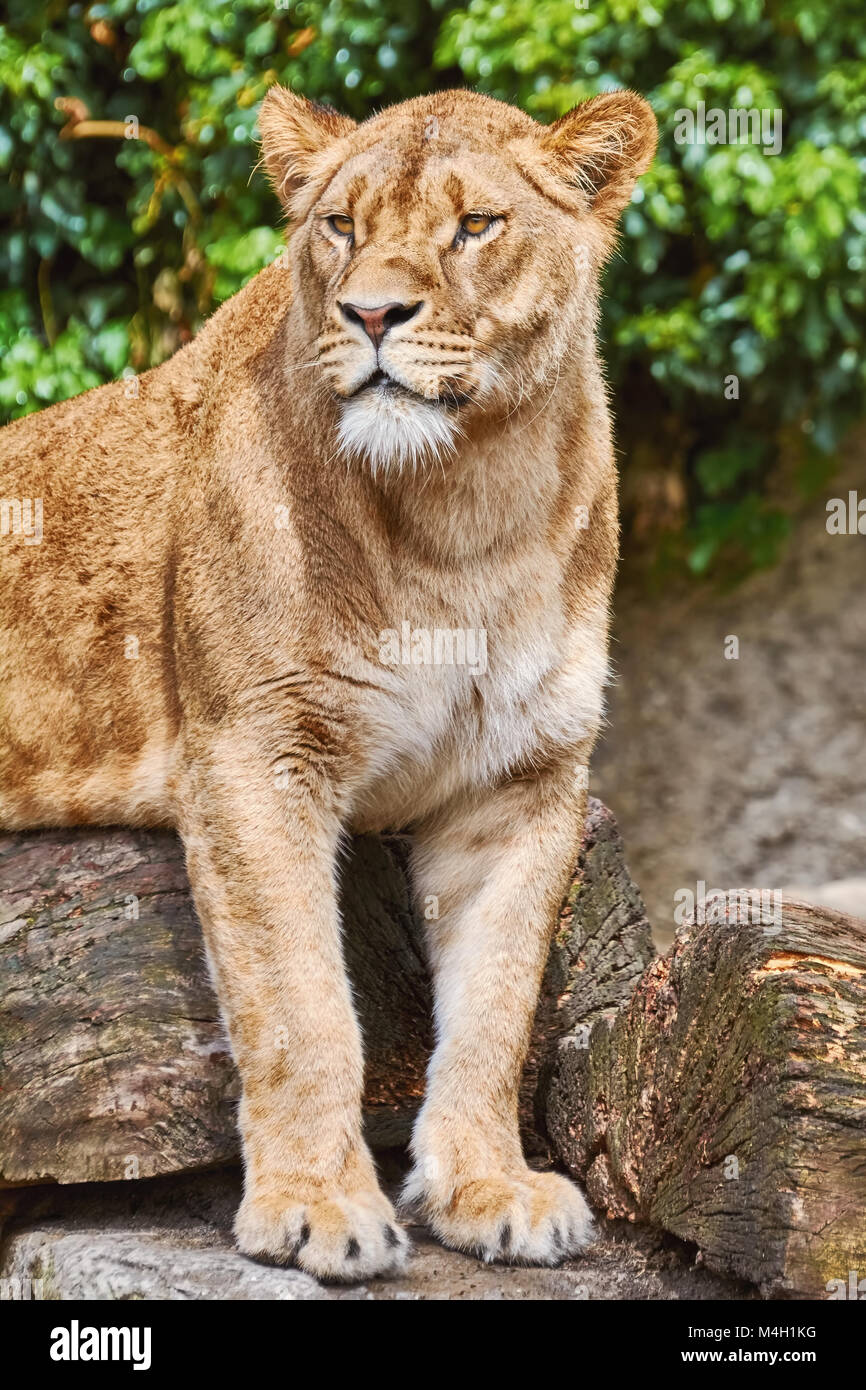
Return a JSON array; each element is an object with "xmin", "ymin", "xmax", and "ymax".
[
  {"xmin": 404, "ymin": 760, "xmax": 594, "ymax": 1264},
  {"xmin": 177, "ymin": 724, "xmax": 408, "ymax": 1281}
]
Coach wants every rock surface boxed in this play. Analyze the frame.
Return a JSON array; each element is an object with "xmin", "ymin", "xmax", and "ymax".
[
  {"xmin": 0, "ymin": 1166, "xmax": 757, "ymax": 1302},
  {"xmin": 593, "ymin": 431, "xmax": 866, "ymax": 946},
  {"xmin": 0, "ymin": 798, "xmax": 652, "ymax": 1185},
  {"xmin": 546, "ymin": 893, "xmax": 866, "ymax": 1297}
]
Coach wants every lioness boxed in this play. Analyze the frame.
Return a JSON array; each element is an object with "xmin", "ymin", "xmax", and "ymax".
[{"xmin": 0, "ymin": 86, "xmax": 656, "ymax": 1279}]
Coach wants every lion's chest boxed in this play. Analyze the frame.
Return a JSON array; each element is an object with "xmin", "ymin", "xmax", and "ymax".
[{"xmin": 351, "ymin": 588, "xmax": 607, "ymax": 829}]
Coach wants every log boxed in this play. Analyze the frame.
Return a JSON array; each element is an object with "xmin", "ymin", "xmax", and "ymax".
[
  {"xmin": 545, "ymin": 892, "xmax": 866, "ymax": 1297},
  {"xmin": 0, "ymin": 798, "xmax": 653, "ymax": 1186}
]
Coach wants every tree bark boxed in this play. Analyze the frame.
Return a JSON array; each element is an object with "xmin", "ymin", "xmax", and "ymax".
[
  {"xmin": 545, "ymin": 894, "xmax": 866, "ymax": 1297},
  {"xmin": 0, "ymin": 798, "xmax": 653, "ymax": 1186}
]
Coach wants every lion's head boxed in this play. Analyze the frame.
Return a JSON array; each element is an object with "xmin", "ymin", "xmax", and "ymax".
[{"xmin": 259, "ymin": 86, "xmax": 656, "ymax": 473}]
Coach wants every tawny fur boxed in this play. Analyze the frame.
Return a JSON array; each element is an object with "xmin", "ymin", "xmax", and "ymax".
[{"xmin": 0, "ymin": 86, "xmax": 656, "ymax": 1279}]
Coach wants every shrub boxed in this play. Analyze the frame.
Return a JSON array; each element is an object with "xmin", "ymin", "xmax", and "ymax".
[{"xmin": 1, "ymin": 0, "xmax": 864, "ymax": 575}]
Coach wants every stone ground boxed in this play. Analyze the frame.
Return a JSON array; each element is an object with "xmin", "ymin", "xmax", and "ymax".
[
  {"xmin": 593, "ymin": 428, "xmax": 866, "ymax": 946},
  {"xmin": 0, "ymin": 1165, "xmax": 758, "ymax": 1301}
]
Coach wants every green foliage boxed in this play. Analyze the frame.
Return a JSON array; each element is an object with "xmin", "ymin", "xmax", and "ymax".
[
  {"xmin": 438, "ymin": 0, "xmax": 866, "ymax": 571},
  {"xmin": 1, "ymin": 0, "xmax": 864, "ymax": 577}
]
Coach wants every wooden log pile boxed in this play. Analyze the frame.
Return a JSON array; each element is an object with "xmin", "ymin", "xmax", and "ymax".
[
  {"xmin": 0, "ymin": 799, "xmax": 651, "ymax": 1181},
  {"xmin": 2, "ymin": 803, "xmax": 864, "ymax": 1297}
]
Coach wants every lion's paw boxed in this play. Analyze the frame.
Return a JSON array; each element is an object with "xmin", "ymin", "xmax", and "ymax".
[
  {"xmin": 403, "ymin": 1167, "xmax": 593, "ymax": 1265},
  {"xmin": 235, "ymin": 1186, "xmax": 410, "ymax": 1282}
]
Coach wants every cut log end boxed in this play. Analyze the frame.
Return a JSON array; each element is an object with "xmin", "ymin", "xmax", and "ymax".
[{"xmin": 546, "ymin": 893, "xmax": 866, "ymax": 1297}]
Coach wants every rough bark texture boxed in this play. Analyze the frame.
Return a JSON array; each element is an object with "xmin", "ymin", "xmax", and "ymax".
[
  {"xmin": 0, "ymin": 798, "xmax": 652, "ymax": 1187},
  {"xmin": 546, "ymin": 894, "xmax": 866, "ymax": 1298}
]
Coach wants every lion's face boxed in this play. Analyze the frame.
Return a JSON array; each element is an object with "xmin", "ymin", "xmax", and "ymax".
[{"xmin": 260, "ymin": 88, "xmax": 656, "ymax": 471}]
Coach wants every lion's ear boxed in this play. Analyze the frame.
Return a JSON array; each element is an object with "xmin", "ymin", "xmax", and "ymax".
[
  {"xmin": 538, "ymin": 90, "xmax": 657, "ymax": 224},
  {"xmin": 258, "ymin": 86, "xmax": 356, "ymax": 210}
]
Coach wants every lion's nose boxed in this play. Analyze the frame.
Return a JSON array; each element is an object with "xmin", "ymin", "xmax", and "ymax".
[{"xmin": 339, "ymin": 300, "xmax": 423, "ymax": 349}]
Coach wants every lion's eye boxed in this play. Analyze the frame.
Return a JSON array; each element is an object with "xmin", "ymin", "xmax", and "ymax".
[
  {"xmin": 460, "ymin": 212, "xmax": 492, "ymax": 236},
  {"xmin": 328, "ymin": 214, "xmax": 354, "ymax": 237}
]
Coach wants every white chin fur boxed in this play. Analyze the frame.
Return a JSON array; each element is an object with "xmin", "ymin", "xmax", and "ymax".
[{"xmin": 337, "ymin": 388, "xmax": 460, "ymax": 476}]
